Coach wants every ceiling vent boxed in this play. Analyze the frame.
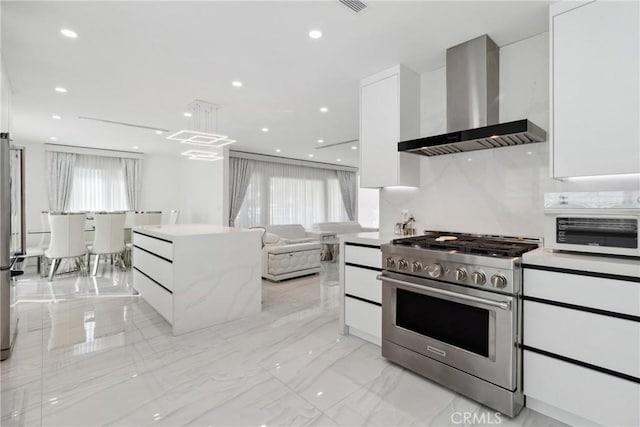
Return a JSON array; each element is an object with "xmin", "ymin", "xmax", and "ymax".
[
  {"xmin": 339, "ymin": 0, "xmax": 367, "ymax": 13},
  {"xmin": 77, "ymin": 116, "xmax": 168, "ymax": 133}
]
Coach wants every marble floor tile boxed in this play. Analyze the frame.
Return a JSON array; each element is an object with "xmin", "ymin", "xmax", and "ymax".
[{"xmin": 0, "ymin": 268, "xmax": 566, "ymax": 427}]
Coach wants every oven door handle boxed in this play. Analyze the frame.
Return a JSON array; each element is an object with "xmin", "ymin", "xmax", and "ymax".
[{"xmin": 376, "ymin": 274, "xmax": 511, "ymax": 311}]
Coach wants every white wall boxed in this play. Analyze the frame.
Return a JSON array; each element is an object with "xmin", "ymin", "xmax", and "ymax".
[
  {"xmin": 1, "ymin": 56, "xmax": 11, "ymax": 132},
  {"xmin": 20, "ymin": 141, "xmax": 229, "ymax": 246},
  {"xmin": 141, "ymin": 151, "xmax": 228, "ymax": 225},
  {"xmin": 379, "ymin": 32, "xmax": 639, "ymax": 237}
]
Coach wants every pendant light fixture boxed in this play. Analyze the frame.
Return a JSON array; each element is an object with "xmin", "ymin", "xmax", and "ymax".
[
  {"xmin": 167, "ymin": 100, "xmax": 236, "ymax": 148},
  {"xmin": 180, "ymin": 149, "xmax": 224, "ymax": 162}
]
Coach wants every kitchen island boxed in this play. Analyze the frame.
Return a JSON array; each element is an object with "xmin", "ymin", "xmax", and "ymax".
[{"xmin": 132, "ymin": 224, "xmax": 262, "ymax": 335}]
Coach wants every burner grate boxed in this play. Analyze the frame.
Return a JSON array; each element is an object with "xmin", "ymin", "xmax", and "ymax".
[{"xmin": 395, "ymin": 232, "xmax": 539, "ymax": 258}]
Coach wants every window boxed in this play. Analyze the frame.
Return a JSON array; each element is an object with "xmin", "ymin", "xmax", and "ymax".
[
  {"xmin": 235, "ymin": 160, "xmax": 349, "ymax": 228},
  {"xmin": 67, "ymin": 155, "xmax": 129, "ymax": 212}
]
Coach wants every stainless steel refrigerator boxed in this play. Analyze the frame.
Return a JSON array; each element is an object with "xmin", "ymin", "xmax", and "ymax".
[{"xmin": 1, "ymin": 131, "xmax": 20, "ymax": 361}]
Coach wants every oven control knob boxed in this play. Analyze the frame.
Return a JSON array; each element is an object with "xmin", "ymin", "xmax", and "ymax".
[
  {"xmin": 398, "ymin": 259, "xmax": 409, "ymax": 270},
  {"xmin": 411, "ymin": 261, "xmax": 423, "ymax": 273},
  {"xmin": 427, "ymin": 263, "xmax": 443, "ymax": 278},
  {"xmin": 471, "ymin": 271, "xmax": 486, "ymax": 286},
  {"xmin": 491, "ymin": 274, "xmax": 508, "ymax": 289},
  {"xmin": 454, "ymin": 268, "xmax": 468, "ymax": 281},
  {"xmin": 385, "ymin": 257, "xmax": 396, "ymax": 268}
]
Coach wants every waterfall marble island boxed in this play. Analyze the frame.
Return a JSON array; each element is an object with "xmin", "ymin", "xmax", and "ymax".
[{"xmin": 131, "ymin": 224, "xmax": 262, "ymax": 335}]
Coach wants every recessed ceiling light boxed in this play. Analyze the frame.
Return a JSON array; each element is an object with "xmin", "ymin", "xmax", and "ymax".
[
  {"xmin": 275, "ymin": 149, "xmax": 281, "ymax": 153},
  {"xmin": 155, "ymin": 130, "xmax": 163, "ymax": 135},
  {"xmin": 309, "ymin": 30, "xmax": 323, "ymax": 39},
  {"xmin": 54, "ymin": 87, "xmax": 67, "ymax": 93},
  {"xmin": 308, "ymin": 154, "xmax": 314, "ymax": 158},
  {"xmin": 467, "ymin": 158, "xmax": 473, "ymax": 162},
  {"xmin": 317, "ymin": 139, "xmax": 324, "ymax": 143},
  {"xmin": 319, "ymin": 107, "xmax": 328, "ymax": 113},
  {"xmin": 52, "ymin": 115, "xmax": 61, "ymax": 120},
  {"xmin": 50, "ymin": 137, "xmax": 57, "ymax": 140},
  {"xmin": 232, "ymin": 80, "xmax": 243, "ymax": 87},
  {"xmin": 60, "ymin": 28, "xmax": 78, "ymax": 38},
  {"xmin": 261, "ymin": 128, "xmax": 269, "ymax": 132},
  {"xmin": 336, "ymin": 158, "xmax": 342, "ymax": 162},
  {"xmin": 183, "ymin": 112, "xmax": 192, "ymax": 117},
  {"xmin": 351, "ymin": 146, "xmax": 357, "ymax": 150},
  {"xmin": 527, "ymin": 151, "xmax": 533, "ymax": 155},
  {"xmin": 132, "ymin": 146, "xmax": 139, "ymax": 150}
]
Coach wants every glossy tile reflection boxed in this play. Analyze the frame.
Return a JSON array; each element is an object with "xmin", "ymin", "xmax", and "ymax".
[{"xmin": 1, "ymin": 267, "xmax": 565, "ymax": 426}]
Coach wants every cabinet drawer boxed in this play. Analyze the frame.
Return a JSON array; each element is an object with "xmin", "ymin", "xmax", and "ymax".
[
  {"xmin": 133, "ymin": 248, "xmax": 173, "ymax": 291},
  {"xmin": 133, "ymin": 232, "xmax": 173, "ymax": 261},
  {"xmin": 133, "ymin": 269, "xmax": 173, "ymax": 324},
  {"xmin": 345, "ymin": 266, "xmax": 381, "ymax": 304},
  {"xmin": 345, "ymin": 296, "xmax": 381, "ymax": 340},
  {"xmin": 524, "ymin": 269, "xmax": 640, "ymax": 317},
  {"xmin": 344, "ymin": 244, "xmax": 381, "ymax": 269},
  {"xmin": 524, "ymin": 350, "xmax": 640, "ymax": 427},
  {"xmin": 524, "ymin": 301, "xmax": 640, "ymax": 378}
]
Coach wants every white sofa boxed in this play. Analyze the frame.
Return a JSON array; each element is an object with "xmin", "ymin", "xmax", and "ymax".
[{"xmin": 258, "ymin": 224, "xmax": 321, "ymax": 282}]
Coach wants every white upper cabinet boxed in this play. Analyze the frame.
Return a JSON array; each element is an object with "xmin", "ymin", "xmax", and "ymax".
[
  {"xmin": 550, "ymin": 0, "xmax": 640, "ymax": 178},
  {"xmin": 360, "ymin": 65, "xmax": 420, "ymax": 188}
]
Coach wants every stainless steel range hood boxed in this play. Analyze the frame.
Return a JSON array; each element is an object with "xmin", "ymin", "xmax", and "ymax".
[{"xmin": 398, "ymin": 35, "xmax": 546, "ymax": 157}]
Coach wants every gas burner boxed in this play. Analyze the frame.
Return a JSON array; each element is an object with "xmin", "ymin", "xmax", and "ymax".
[{"xmin": 394, "ymin": 231, "xmax": 539, "ymax": 258}]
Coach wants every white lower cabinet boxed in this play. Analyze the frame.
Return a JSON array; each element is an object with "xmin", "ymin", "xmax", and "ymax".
[
  {"xmin": 524, "ymin": 301, "xmax": 640, "ymax": 378},
  {"xmin": 345, "ymin": 297, "xmax": 381, "ymax": 344},
  {"xmin": 342, "ymin": 243, "xmax": 382, "ymax": 345},
  {"xmin": 345, "ymin": 265, "xmax": 381, "ymax": 304},
  {"xmin": 524, "ymin": 350, "xmax": 640, "ymax": 427},
  {"xmin": 344, "ymin": 244, "xmax": 382, "ymax": 269},
  {"xmin": 132, "ymin": 269, "xmax": 172, "ymax": 323},
  {"xmin": 523, "ymin": 266, "xmax": 640, "ymax": 426}
]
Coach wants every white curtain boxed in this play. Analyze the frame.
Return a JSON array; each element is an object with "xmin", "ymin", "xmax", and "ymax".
[
  {"xmin": 121, "ymin": 158, "xmax": 142, "ymax": 211},
  {"xmin": 46, "ymin": 151, "xmax": 76, "ymax": 211},
  {"xmin": 336, "ymin": 170, "xmax": 357, "ymax": 221},
  {"xmin": 234, "ymin": 160, "xmax": 349, "ymax": 228},
  {"xmin": 67, "ymin": 154, "xmax": 129, "ymax": 212},
  {"xmin": 228, "ymin": 157, "xmax": 254, "ymax": 226}
]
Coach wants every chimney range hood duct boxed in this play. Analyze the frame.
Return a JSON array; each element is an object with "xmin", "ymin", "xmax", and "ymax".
[{"xmin": 398, "ymin": 35, "xmax": 546, "ymax": 157}]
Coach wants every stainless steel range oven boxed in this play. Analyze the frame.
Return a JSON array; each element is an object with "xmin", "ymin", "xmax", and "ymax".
[{"xmin": 380, "ymin": 232, "xmax": 539, "ymax": 417}]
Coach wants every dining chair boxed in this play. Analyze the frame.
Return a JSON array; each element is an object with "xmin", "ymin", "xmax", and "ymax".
[
  {"xmin": 123, "ymin": 211, "xmax": 162, "ymax": 267},
  {"xmin": 23, "ymin": 211, "xmax": 49, "ymax": 274},
  {"xmin": 143, "ymin": 211, "xmax": 162, "ymax": 226},
  {"xmin": 88, "ymin": 212, "xmax": 126, "ymax": 276},
  {"xmin": 45, "ymin": 212, "xmax": 88, "ymax": 281}
]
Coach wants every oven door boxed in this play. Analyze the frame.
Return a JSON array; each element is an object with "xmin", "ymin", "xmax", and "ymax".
[{"xmin": 381, "ymin": 271, "xmax": 518, "ymax": 390}]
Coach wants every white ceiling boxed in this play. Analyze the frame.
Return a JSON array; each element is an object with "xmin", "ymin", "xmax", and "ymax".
[{"xmin": 1, "ymin": 0, "xmax": 550, "ymax": 166}]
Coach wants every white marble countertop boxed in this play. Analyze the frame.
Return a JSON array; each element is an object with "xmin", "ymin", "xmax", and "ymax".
[
  {"xmin": 523, "ymin": 247, "xmax": 640, "ymax": 278},
  {"xmin": 135, "ymin": 224, "xmax": 261, "ymax": 239},
  {"xmin": 339, "ymin": 231, "xmax": 406, "ymax": 246}
]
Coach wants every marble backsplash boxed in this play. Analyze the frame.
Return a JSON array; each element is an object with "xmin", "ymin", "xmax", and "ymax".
[{"xmin": 379, "ymin": 143, "xmax": 639, "ymax": 238}]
